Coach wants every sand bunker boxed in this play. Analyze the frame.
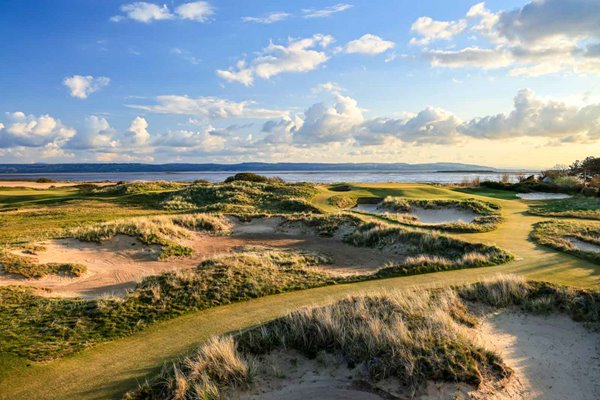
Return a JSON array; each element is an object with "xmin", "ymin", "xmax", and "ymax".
[
  {"xmin": 516, "ymin": 193, "xmax": 572, "ymax": 200},
  {"xmin": 566, "ymin": 237, "xmax": 600, "ymax": 253},
  {"xmin": 354, "ymin": 203, "xmax": 478, "ymax": 225},
  {"xmin": 233, "ymin": 311, "xmax": 599, "ymax": 400},
  {"xmin": 0, "ymin": 218, "xmax": 399, "ymax": 298}
]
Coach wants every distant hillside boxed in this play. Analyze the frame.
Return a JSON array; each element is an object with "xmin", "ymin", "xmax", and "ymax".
[{"xmin": 0, "ymin": 162, "xmax": 497, "ymax": 174}]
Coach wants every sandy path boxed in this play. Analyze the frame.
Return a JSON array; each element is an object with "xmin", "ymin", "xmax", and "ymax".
[
  {"xmin": 0, "ymin": 220, "xmax": 399, "ymax": 298},
  {"xmin": 474, "ymin": 311, "xmax": 600, "ymax": 400}
]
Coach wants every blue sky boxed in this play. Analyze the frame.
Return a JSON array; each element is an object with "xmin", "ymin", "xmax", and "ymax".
[{"xmin": 1, "ymin": 0, "xmax": 599, "ymax": 168}]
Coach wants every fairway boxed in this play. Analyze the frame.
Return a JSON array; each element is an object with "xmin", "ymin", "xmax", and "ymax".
[{"xmin": 1, "ymin": 182, "xmax": 598, "ymax": 400}]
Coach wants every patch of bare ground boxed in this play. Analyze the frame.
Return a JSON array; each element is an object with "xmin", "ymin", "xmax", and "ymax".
[{"xmin": 0, "ymin": 217, "xmax": 400, "ymax": 298}]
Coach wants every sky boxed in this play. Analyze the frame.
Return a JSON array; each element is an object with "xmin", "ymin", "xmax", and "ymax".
[{"xmin": 0, "ymin": 0, "xmax": 599, "ymax": 169}]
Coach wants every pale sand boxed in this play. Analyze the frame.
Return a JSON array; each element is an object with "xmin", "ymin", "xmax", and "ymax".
[
  {"xmin": 0, "ymin": 218, "xmax": 399, "ymax": 298},
  {"xmin": 0, "ymin": 181, "xmax": 113, "ymax": 189},
  {"xmin": 233, "ymin": 311, "xmax": 599, "ymax": 400},
  {"xmin": 354, "ymin": 203, "xmax": 479, "ymax": 224},
  {"xmin": 516, "ymin": 193, "xmax": 572, "ymax": 200},
  {"xmin": 566, "ymin": 237, "xmax": 600, "ymax": 253}
]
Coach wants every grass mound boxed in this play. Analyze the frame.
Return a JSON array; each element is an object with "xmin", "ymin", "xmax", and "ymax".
[
  {"xmin": 0, "ymin": 251, "xmax": 86, "ymax": 278},
  {"xmin": 530, "ymin": 220, "xmax": 600, "ymax": 264},
  {"xmin": 528, "ymin": 196, "xmax": 600, "ymax": 220},
  {"xmin": 346, "ymin": 221, "xmax": 513, "ymax": 276},
  {"xmin": 92, "ymin": 181, "xmax": 187, "ymax": 195},
  {"xmin": 327, "ymin": 194, "xmax": 357, "ymax": 209},
  {"xmin": 70, "ymin": 214, "xmax": 231, "ymax": 259},
  {"xmin": 0, "ymin": 248, "xmax": 334, "ymax": 361},
  {"xmin": 374, "ymin": 197, "xmax": 503, "ymax": 232},
  {"xmin": 127, "ymin": 275, "xmax": 600, "ymax": 400},
  {"xmin": 161, "ymin": 180, "xmax": 320, "ymax": 214}
]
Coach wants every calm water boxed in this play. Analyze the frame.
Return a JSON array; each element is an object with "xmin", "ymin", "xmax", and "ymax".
[{"xmin": 0, "ymin": 171, "xmax": 534, "ymax": 184}]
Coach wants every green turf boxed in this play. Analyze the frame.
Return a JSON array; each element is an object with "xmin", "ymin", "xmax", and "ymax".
[{"xmin": 528, "ymin": 196, "xmax": 600, "ymax": 220}]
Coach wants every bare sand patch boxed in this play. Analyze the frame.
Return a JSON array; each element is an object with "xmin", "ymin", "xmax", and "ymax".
[
  {"xmin": 566, "ymin": 237, "xmax": 600, "ymax": 253},
  {"xmin": 516, "ymin": 193, "xmax": 572, "ymax": 200},
  {"xmin": 354, "ymin": 203, "xmax": 479, "ymax": 225},
  {"xmin": 0, "ymin": 218, "xmax": 399, "ymax": 298}
]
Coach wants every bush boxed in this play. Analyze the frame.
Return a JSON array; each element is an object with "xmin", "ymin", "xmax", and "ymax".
[
  {"xmin": 554, "ymin": 176, "xmax": 582, "ymax": 189},
  {"xmin": 224, "ymin": 173, "xmax": 281, "ymax": 184}
]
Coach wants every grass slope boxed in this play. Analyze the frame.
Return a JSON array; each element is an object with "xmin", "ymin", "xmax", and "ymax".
[{"xmin": 528, "ymin": 196, "xmax": 600, "ymax": 220}]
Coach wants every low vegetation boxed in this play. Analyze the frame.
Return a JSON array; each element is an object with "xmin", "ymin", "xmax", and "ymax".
[
  {"xmin": 327, "ymin": 194, "xmax": 356, "ymax": 209},
  {"xmin": 528, "ymin": 196, "xmax": 600, "ymax": 220},
  {"xmin": 126, "ymin": 275, "xmax": 600, "ymax": 400},
  {"xmin": 161, "ymin": 179, "xmax": 320, "ymax": 214},
  {"xmin": 0, "ymin": 251, "xmax": 86, "ymax": 278},
  {"xmin": 70, "ymin": 214, "xmax": 231, "ymax": 259},
  {"xmin": 0, "ymin": 248, "xmax": 335, "ymax": 361},
  {"xmin": 530, "ymin": 220, "xmax": 600, "ymax": 264},
  {"xmin": 374, "ymin": 197, "xmax": 503, "ymax": 232}
]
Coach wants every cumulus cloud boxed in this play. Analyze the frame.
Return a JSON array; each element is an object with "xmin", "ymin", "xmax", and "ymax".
[
  {"xmin": 345, "ymin": 34, "xmax": 395, "ymax": 55},
  {"xmin": 217, "ymin": 34, "xmax": 333, "ymax": 86},
  {"xmin": 125, "ymin": 116, "xmax": 150, "ymax": 146},
  {"xmin": 128, "ymin": 95, "xmax": 288, "ymax": 119},
  {"xmin": 66, "ymin": 116, "xmax": 118, "ymax": 150},
  {"xmin": 242, "ymin": 12, "xmax": 290, "ymax": 24},
  {"xmin": 302, "ymin": 3, "xmax": 353, "ymax": 18},
  {"xmin": 410, "ymin": 16, "xmax": 466, "ymax": 45},
  {"xmin": 0, "ymin": 112, "xmax": 75, "ymax": 148},
  {"xmin": 153, "ymin": 127, "xmax": 225, "ymax": 151},
  {"xmin": 63, "ymin": 75, "xmax": 110, "ymax": 99},
  {"xmin": 112, "ymin": 1, "xmax": 213, "ymax": 23},
  {"xmin": 412, "ymin": 0, "xmax": 600, "ymax": 76}
]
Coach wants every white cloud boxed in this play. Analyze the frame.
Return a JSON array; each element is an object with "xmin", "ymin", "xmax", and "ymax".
[
  {"xmin": 345, "ymin": 34, "xmax": 395, "ymax": 55},
  {"xmin": 63, "ymin": 75, "xmax": 110, "ymax": 99},
  {"xmin": 66, "ymin": 116, "xmax": 118, "ymax": 150},
  {"xmin": 302, "ymin": 3, "xmax": 353, "ymax": 18},
  {"xmin": 153, "ymin": 127, "xmax": 225, "ymax": 151},
  {"xmin": 114, "ymin": 2, "xmax": 173, "ymax": 23},
  {"xmin": 112, "ymin": 1, "xmax": 213, "ymax": 23},
  {"xmin": 410, "ymin": 16, "xmax": 466, "ymax": 45},
  {"xmin": 175, "ymin": 1, "xmax": 214, "ymax": 22},
  {"xmin": 128, "ymin": 95, "xmax": 288, "ymax": 119},
  {"xmin": 413, "ymin": 0, "xmax": 600, "ymax": 76},
  {"xmin": 0, "ymin": 112, "xmax": 75, "ymax": 148},
  {"xmin": 242, "ymin": 12, "xmax": 290, "ymax": 24},
  {"xmin": 125, "ymin": 116, "xmax": 150, "ymax": 146},
  {"xmin": 217, "ymin": 34, "xmax": 333, "ymax": 86}
]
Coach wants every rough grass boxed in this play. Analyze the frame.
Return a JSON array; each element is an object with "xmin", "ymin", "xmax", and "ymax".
[
  {"xmin": 327, "ymin": 194, "xmax": 356, "ymax": 209},
  {"xmin": 530, "ymin": 220, "xmax": 600, "ymax": 264},
  {"xmin": 70, "ymin": 214, "xmax": 231, "ymax": 259},
  {"xmin": 126, "ymin": 275, "xmax": 600, "ymax": 400},
  {"xmin": 0, "ymin": 248, "xmax": 335, "ymax": 361},
  {"xmin": 346, "ymin": 221, "xmax": 513, "ymax": 276},
  {"xmin": 160, "ymin": 180, "xmax": 320, "ymax": 214},
  {"xmin": 528, "ymin": 196, "xmax": 600, "ymax": 220},
  {"xmin": 375, "ymin": 197, "xmax": 503, "ymax": 232},
  {"xmin": 0, "ymin": 251, "xmax": 86, "ymax": 279}
]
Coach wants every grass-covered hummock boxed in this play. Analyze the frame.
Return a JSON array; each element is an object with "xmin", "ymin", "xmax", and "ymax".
[
  {"xmin": 528, "ymin": 196, "xmax": 600, "ymax": 220},
  {"xmin": 530, "ymin": 220, "xmax": 600, "ymax": 264},
  {"xmin": 373, "ymin": 197, "xmax": 503, "ymax": 232},
  {"xmin": 0, "ymin": 251, "xmax": 86, "ymax": 279},
  {"xmin": 69, "ymin": 213, "xmax": 231, "ymax": 259},
  {"xmin": 125, "ymin": 275, "xmax": 600, "ymax": 400}
]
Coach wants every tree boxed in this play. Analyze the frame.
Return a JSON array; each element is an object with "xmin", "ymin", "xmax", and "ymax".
[{"xmin": 570, "ymin": 156, "xmax": 600, "ymax": 178}]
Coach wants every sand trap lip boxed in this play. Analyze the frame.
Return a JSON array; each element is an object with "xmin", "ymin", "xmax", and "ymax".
[
  {"xmin": 353, "ymin": 203, "xmax": 478, "ymax": 225},
  {"xmin": 516, "ymin": 192, "xmax": 572, "ymax": 200},
  {"xmin": 566, "ymin": 237, "xmax": 600, "ymax": 253}
]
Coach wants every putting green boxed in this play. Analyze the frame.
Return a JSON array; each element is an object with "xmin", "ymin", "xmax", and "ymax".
[{"xmin": 1, "ymin": 183, "xmax": 598, "ymax": 400}]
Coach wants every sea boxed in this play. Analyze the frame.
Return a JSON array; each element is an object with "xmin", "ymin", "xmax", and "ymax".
[{"xmin": 0, "ymin": 170, "xmax": 536, "ymax": 184}]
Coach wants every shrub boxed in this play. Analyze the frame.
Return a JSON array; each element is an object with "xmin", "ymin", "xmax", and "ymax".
[{"xmin": 224, "ymin": 173, "xmax": 281, "ymax": 184}]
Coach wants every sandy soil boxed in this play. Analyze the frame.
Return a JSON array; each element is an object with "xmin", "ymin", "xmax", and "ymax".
[
  {"xmin": 231, "ymin": 310, "xmax": 599, "ymax": 400},
  {"xmin": 566, "ymin": 237, "xmax": 600, "ymax": 253},
  {"xmin": 516, "ymin": 193, "xmax": 572, "ymax": 200},
  {"xmin": 0, "ymin": 218, "xmax": 399, "ymax": 298},
  {"xmin": 0, "ymin": 180, "xmax": 113, "ymax": 189},
  {"xmin": 354, "ymin": 203, "xmax": 478, "ymax": 224}
]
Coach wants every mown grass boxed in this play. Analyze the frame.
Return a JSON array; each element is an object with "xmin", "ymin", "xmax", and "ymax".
[
  {"xmin": 373, "ymin": 197, "xmax": 503, "ymax": 232},
  {"xmin": 528, "ymin": 196, "xmax": 600, "ymax": 220},
  {"xmin": 0, "ymin": 251, "xmax": 86, "ymax": 278},
  {"xmin": 531, "ymin": 220, "xmax": 600, "ymax": 264},
  {"xmin": 129, "ymin": 274, "xmax": 600, "ymax": 400}
]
